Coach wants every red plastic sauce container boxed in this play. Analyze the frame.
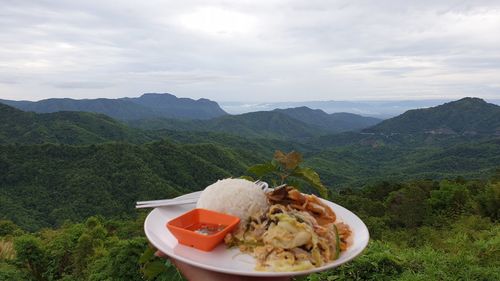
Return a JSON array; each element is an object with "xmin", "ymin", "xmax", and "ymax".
[{"xmin": 166, "ymin": 208, "xmax": 240, "ymax": 251}]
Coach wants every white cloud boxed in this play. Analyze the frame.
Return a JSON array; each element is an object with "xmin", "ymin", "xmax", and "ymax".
[
  {"xmin": 175, "ymin": 7, "xmax": 258, "ymax": 36},
  {"xmin": 0, "ymin": 0, "xmax": 499, "ymax": 101}
]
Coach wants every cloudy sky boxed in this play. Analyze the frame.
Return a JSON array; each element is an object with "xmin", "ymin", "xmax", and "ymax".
[{"xmin": 1, "ymin": 0, "xmax": 500, "ymax": 102}]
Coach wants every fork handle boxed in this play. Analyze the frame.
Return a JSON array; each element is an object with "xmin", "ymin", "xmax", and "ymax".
[{"xmin": 135, "ymin": 198, "xmax": 198, "ymax": 209}]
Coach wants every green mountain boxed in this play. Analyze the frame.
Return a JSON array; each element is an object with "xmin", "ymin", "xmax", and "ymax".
[
  {"xmin": 154, "ymin": 129, "xmax": 312, "ymax": 156},
  {"xmin": 305, "ymin": 136, "xmax": 500, "ymax": 187},
  {"xmin": 365, "ymin": 97, "xmax": 500, "ymax": 135},
  {"xmin": 0, "ymin": 93, "xmax": 227, "ymax": 120},
  {"xmin": 275, "ymin": 106, "xmax": 381, "ymax": 133},
  {"xmin": 122, "ymin": 93, "xmax": 227, "ymax": 119},
  {"xmin": 2, "ymin": 134, "xmax": 498, "ymax": 231},
  {"xmin": 129, "ymin": 111, "xmax": 326, "ymax": 140},
  {"xmin": 0, "ymin": 140, "xmax": 257, "ymax": 230},
  {"xmin": 0, "ymin": 103, "xmax": 150, "ymax": 144}
]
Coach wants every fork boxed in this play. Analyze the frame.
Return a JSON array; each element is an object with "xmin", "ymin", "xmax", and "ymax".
[
  {"xmin": 135, "ymin": 191, "xmax": 201, "ymax": 209},
  {"xmin": 135, "ymin": 180, "xmax": 269, "ymax": 209}
]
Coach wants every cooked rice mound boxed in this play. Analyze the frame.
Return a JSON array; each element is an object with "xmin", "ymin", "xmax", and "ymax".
[{"xmin": 196, "ymin": 178, "xmax": 269, "ymax": 222}]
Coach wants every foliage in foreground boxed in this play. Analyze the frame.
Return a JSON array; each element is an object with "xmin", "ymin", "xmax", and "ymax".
[
  {"xmin": 247, "ymin": 150, "xmax": 328, "ymax": 198},
  {"xmin": 1, "ymin": 175, "xmax": 499, "ymax": 281}
]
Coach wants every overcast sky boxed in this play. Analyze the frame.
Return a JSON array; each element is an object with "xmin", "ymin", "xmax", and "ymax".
[{"xmin": 1, "ymin": 0, "xmax": 500, "ymax": 102}]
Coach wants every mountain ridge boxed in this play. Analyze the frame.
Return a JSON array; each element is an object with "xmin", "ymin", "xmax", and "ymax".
[
  {"xmin": 127, "ymin": 106, "xmax": 381, "ymax": 139},
  {"xmin": 274, "ymin": 106, "xmax": 381, "ymax": 133},
  {"xmin": 0, "ymin": 103, "xmax": 149, "ymax": 144},
  {"xmin": 127, "ymin": 110, "xmax": 325, "ymax": 140},
  {"xmin": 364, "ymin": 97, "xmax": 500, "ymax": 135},
  {"xmin": 0, "ymin": 93, "xmax": 227, "ymax": 120}
]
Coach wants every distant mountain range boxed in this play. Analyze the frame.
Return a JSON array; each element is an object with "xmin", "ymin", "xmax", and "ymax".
[
  {"xmin": 127, "ymin": 107, "xmax": 381, "ymax": 140},
  {"xmin": 275, "ymin": 107, "xmax": 381, "ymax": 132},
  {"xmin": 365, "ymin": 97, "xmax": 500, "ymax": 135},
  {"xmin": 0, "ymin": 101, "xmax": 379, "ymax": 143},
  {"xmin": 0, "ymin": 94, "xmax": 379, "ymax": 133},
  {"xmin": 127, "ymin": 111, "xmax": 321, "ymax": 140},
  {"xmin": 0, "ymin": 103, "xmax": 149, "ymax": 144},
  {"xmin": 1, "ymin": 95, "xmax": 498, "ymax": 144},
  {"xmin": 221, "ymin": 98, "xmax": 500, "ymax": 118},
  {"xmin": 0, "ymin": 93, "xmax": 227, "ymax": 120}
]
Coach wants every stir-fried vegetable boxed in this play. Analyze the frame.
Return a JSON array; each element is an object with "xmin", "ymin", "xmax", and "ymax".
[{"xmin": 224, "ymin": 190, "xmax": 351, "ymax": 272}]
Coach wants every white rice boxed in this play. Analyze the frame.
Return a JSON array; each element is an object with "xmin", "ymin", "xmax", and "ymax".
[{"xmin": 196, "ymin": 178, "xmax": 269, "ymax": 223}]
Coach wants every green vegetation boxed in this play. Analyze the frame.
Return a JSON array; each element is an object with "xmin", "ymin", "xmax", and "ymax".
[
  {"xmin": 128, "ymin": 108, "xmax": 380, "ymax": 140},
  {"xmin": 247, "ymin": 150, "xmax": 328, "ymax": 198},
  {"xmin": 0, "ymin": 103, "xmax": 151, "ymax": 144},
  {"xmin": 275, "ymin": 107, "xmax": 381, "ymax": 133},
  {"xmin": 0, "ymin": 216, "xmax": 150, "ymax": 281},
  {"xmin": 0, "ymin": 141, "xmax": 257, "ymax": 231},
  {"xmin": 1, "ymin": 177, "xmax": 498, "ymax": 280},
  {"xmin": 128, "ymin": 110, "xmax": 325, "ymax": 140},
  {"xmin": 304, "ymin": 136, "xmax": 500, "ymax": 187},
  {"xmin": 0, "ymin": 97, "xmax": 499, "ymax": 280},
  {"xmin": 2, "ymin": 136, "xmax": 498, "ymax": 231},
  {"xmin": 366, "ymin": 97, "xmax": 500, "ymax": 134},
  {"xmin": 305, "ymin": 177, "xmax": 500, "ymax": 281}
]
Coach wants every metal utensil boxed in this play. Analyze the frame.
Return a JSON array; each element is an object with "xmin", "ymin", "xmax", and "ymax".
[{"xmin": 135, "ymin": 181, "xmax": 269, "ymax": 209}]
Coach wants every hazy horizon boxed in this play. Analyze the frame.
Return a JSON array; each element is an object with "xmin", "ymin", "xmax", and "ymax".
[
  {"xmin": 3, "ymin": 92, "xmax": 499, "ymax": 118},
  {"xmin": 2, "ymin": 92, "xmax": 496, "ymax": 103}
]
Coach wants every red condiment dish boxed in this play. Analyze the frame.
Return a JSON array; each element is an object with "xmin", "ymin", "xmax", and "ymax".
[{"xmin": 166, "ymin": 208, "xmax": 240, "ymax": 251}]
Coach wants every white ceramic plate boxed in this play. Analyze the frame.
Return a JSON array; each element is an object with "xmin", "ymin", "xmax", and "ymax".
[{"xmin": 144, "ymin": 192, "xmax": 370, "ymax": 277}]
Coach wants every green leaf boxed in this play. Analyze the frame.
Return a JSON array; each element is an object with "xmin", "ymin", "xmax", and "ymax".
[
  {"xmin": 142, "ymin": 260, "xmax": 168, "ymax": 279},
  {"xmin": 139, "ymin": 246, "xmax": 155, "ymax": 264},
  {"xmin": 239, "ymin": 175, "xmax": 255, "ymax": 181},
  {"xmin": 163, "ymin": 260, "xmax": 186, "ymax": 281},
  {"xmin": 270, "ymin": 159, "xmax": 281, "ymax": 171},
  {"xmin": 287, "ymin": 178, "xmax": 303, "ymax": 191},
  {"xmin": 247, "ymin": 162, "xmax": 278, "ymax": 178},
  {"xmin": 292, "ymin": 167, "xmax": 328, "ymax": 199},
  {"xmin": 293, "ymin": 276, "xmax": 309, "ymax": 281},
  {"xmin": 293, "ymin": 167, "xmax": 321, "ymax": 185}
]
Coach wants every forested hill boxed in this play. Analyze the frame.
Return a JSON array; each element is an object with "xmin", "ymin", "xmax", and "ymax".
[
  {"xmin": 1, "ymin": 137, "xmax": 498, "ymax": 231},
  {"xmin": 0, "ymin": 101, "xmax": 321, "ymax": 144},
  {"xmin": 274, "ymin": 107, "xmax": 381, "ymax": 133},
  {"xmin": 128, "ymin": 110, "xmax": 327, "ymax": 140},
  {"xmin": 365, "ymin": 97, "xmax": 500, "ymax": 135},
  {"xmin": 129, "ymin": 107, "xmax": 380, "ymax": 138},
  {"xmin": 1, "ymin": 96, "xmax": 499, "ymax": 232},
  {"xmin": 0, "ymin": 141, "xmax": 261, "ymax": 230},
  {"xmin": 121, "ymin": 93, "xmax": 227, "ymax": 119},
  {"xmin": 0, "ymin": 93, "xmax": 227, "ymax": 120},
  {"xmin": 0, "ymin": 103, "xmax": 150, "ymax": 144}
]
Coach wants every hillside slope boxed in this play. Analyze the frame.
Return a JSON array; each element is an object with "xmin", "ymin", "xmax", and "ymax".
[
  {"xmin": 0, "ymin": 103, "xmax": 149, "ymax": 144},
  {"xmin": 275, "ymin": 106, "xmax": 381, "ymax": 133},
  {"xmin": 123, "ymin": 93, "xmax": 227, "ymax": 119},
  {"xmin": 305, "ymin": 137, "xmax": 500, "ymax": 186},
  {"xmin": 364, "ymin": 97, "xmax": 500, "ymax": 135},
  {"xmin": 0, "ymin": 140, "xmax": 254, "ymax": 230},
  {"xmin": 129, "ymin": 110, "xmax": 327, "ymax": 140}
]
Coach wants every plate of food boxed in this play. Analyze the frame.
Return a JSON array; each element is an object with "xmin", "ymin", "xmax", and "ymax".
[{"xmin": 144, "ymin": 178, "xmax": 369, "ymax": 277}]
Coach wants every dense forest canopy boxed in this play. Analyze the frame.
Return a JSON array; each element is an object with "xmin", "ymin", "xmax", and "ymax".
[{"xmin": 365, "ymin": 98, "xmax": 500, "ymax": 135}]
